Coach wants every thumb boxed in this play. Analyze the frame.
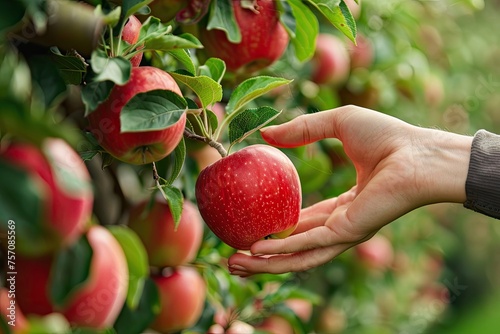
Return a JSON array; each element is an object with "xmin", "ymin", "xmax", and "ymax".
[{"xmin": 260, "ymin": 107, "xmax": 349, "ymax": 148}]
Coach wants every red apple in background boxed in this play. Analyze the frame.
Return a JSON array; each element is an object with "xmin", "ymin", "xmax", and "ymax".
[
  {"xmin": 354, "ymin": 234, "xmax": 394, "ymax": 271},
  {"xmin": 285, "ymin": 298, "xmax": 313, "ymax": 323},
  {"xmin": 87, "ymin": 66, "xmax": 186, "ymax": 165},
  {"xmin": 347, "ymin": 33, "xmax": 374, "ymax": 69},
  {"xmin": 198, "ymin": 0, "xmax": 289, "ymax": 74},
  {"xmin": 150, "ymin": 267, "xmax": 206, "ymax": 333},
  {"xmin": 195, "ymin": 145, "xmax": 301, "ymax": 250},
  {"xmin": 311, "ymin": 34, "xmax": 351, "ymax": 85},
  {"xmin": 122, "ymin": 15, "xmax": 143, "ymax": 67},
  {"xmin": 15, "ymin": 225, "xmax": 128, "ymax": 329},
  {"xmin": 0, "ymin": 139, "xmax": 93, "ymax": 256},
  {"xmin": 255, "ymin": 315, "xmax": 294, "ymax": 334},
  {"xmin": 128, "ymin": 198, "xmax": 204, "ymax": 268}
]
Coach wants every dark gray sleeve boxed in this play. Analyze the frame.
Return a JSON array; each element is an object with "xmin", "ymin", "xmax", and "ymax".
[{"xmin": 463, "ymin": 130, "xmax": 500, "ymax": 219}]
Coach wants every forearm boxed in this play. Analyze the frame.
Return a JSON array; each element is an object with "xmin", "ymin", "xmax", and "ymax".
[{"xmin": 464, "ymin": 130, "xmax": 500, "ymax": 219}]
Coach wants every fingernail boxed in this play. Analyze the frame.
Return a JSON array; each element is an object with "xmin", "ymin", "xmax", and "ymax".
[
  {"xmin": 260, "ymin": 125, "xmax": 276, "ymax": 132},
  {"xmin": 228, "ymin": 264, "xmax": 246, "ymax": 271}
]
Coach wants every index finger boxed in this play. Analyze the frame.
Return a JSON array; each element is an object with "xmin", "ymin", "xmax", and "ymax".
[{"xmin": 260, "ymin": 106, "xmax": 355, "ymax": 148}]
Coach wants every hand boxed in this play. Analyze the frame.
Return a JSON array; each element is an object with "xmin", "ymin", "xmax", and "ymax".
[{"xmin": 228, "ymin": 105, "xmax": 472, "ymax": 276}]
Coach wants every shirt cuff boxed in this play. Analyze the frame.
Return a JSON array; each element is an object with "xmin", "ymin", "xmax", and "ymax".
[{"xmin": 463, "ymin": 130, "xmax": 500, "ymax": 219}]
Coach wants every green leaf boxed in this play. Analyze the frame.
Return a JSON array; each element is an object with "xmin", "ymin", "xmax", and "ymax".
[
  {"xmin": 287, "ymin": 0, "xmax": 319, "ymax": 62},
  {"xmin": 24, "ymin": 313, "xmax": 71, "ymax": 334},
  {"xmin": 50, "ymin": 48, "xmax": 88, "ymax": 85},
  {"xmin": 82, "ymin": 80, "xmax": 114, "ymax": 116},
  {"xmin": 163, "ymin": 137, "xmax": 186, "ymax": 186},
  {"xmin": 138, "ymin": 16, "xmax": 172, "ymax": 42},
  {"xmin": 107, "ymin": 226, "xmax": 149, "ymax": 310},
  {"xmin": 169, "ymin": 72, "xmax": 222, "ymax": 109},
  {"xmin": 0, "ymin": 1, "xmax": 26, "ymax": 32},
  {"xmin": 226, "ymin": 76, "xmax": 292, "ymax": 114},
  {"xmin": 0, "ymin": 46, "xmax": 32, "ymax": 100},
  {"xmin": 122, "ymin": 0, "xmax": 153, "ymax": 19},
  {"xmin": 277, "ymin": 0, "xmax": 296, "ymax": 39},
  {"xmin": 198, "ymin": 58, "xmax": 226, "ymax": 84},
  {"xmin": 306, "ymin": 0, "xmax": 357, "ymax": 42},
  {"xmin": 144, "ymin": 33, "xmax": 203, "ymax": 52},
  {"xmin": 50, "ymin": 235, "xmax": 93, "ymax": 308},
  {"xmin": 120, "ymin": 90, "xmax": 187, "ymax": 133},
  {"xmin": 157, "ymin": 186, "xmax": 183, "ymax": 228},
  {"xmin": 113, "ymin": 277, "xmax": 161, "ymax": 334},
  {"xmin": 91, "ymin": 50, "xmax": 132, "ymax": 85},
  {"xmin": 29, "ymin": 56, "xmax": 67, "ymax": 109},
  {"xmin": 206, "ymin": 0, "xmax": 241, "ymax": 43},
  {"xmin": 95, "ymin": 5, "xmax": 121, "ymax": 26},
  {"xmin": 228, "ymin": 106, "xmax": 281, "ymax": 147},
  {"xmin": 167, "ymin": 49, "xmax": 196, "ymax": 75},
  {"xmin": 78, "ymin": 132, "xmax": 104, "ymax": 161}
]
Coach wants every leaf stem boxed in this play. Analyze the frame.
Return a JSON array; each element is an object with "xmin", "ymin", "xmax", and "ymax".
[{"xmin": 184, "ymin": 129, "xmax": 228, "ymax": 158}]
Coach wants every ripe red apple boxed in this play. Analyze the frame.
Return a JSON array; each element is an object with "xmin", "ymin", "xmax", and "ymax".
[
  {"xmin": 150, "ymin": 267, "xmax": 206, "ymax": 333},
  {"xmin": 122, "ymin": 15, "xmax": 143, "ymax": 67},
  {"xmin": 195, "ymin": 145, "xmax": 301, "ymax": 250},
  {"xmin": 347, "ymin": 33, "xmax": 374, "ymax": 69},
  {"xmin": 354, "ymin": 234, "xmax": 394, "ymax": 271},
  {"xmin": 199, "ymin": 0, "xmax": 289, "ymax": 74},
  {"xmin": 0, "ymin": 139, "xmax": 93, "ymax": 256},
  {"xmin": 88, "ymin": 66, "xmax": 186, "ymax": 165},
  {"xmin": 15, "ymin": 225, "xmax": 128, "ymax": 329},
  {"xmin": 285, "ymin": 298, "xmax": 313, "ymax": 323},
  {"xmin": 255, "ymin": 315, "xmax": 294, "ymax": 334},
  {"xmin": 128, "ymin": 198, "xmax": 204, "ymax": 268},
  {"xmin": 311, "ymin": 34, "xmax": 351, "ymax": 85}
]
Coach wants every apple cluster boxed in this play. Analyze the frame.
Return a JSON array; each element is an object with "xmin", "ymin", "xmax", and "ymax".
[
  {"xmin": 0, "ymin": 139, "xmax": 129, "ymax": 330},
  {"xmin": 127, "ymin": 198, "xmax": 206, "ymax": 333}
]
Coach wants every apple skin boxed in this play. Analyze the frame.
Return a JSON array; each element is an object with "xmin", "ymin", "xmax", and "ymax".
[
  {"xmin": 255, "ymin": 315, "xmax": 294, "ymax": 334},
  {"xmin": 128, "ymin": 199, "xmax": 204, "ymax": 268},
  {"xmin": 311, "ymin": 34, "xmax": 351, "ymax": 85},
  {"xmin": 285, "ymin": 298, "xmax": 313, "ymax": 323},
  {"xmin": 347, "ymin": 33, "xmax": 374, "ymax": 69},
  {"xmin": 14, "ymin": 225, "xmax": 129, "ymax": 329},
  {"xmin": 195, "ymin": 144, "xmax": 301, "ymax": 250},
  {"xmin": 0, "ymin": 139, "xmax": 93, "ymax": 256},
  {"xmin": 199, "ymin": 0, "xmax": 289, "ymax": 74},
  {"xmin": 122, "ymin": 15, "xmax": 143, "ymax": 67},
  {"xmin": 88, "ymin": 66, "xmax": 187, "ymax": 165},
  {"xmin": 150, "ymin": 267, "xmax": 206, "ymax": 333}
]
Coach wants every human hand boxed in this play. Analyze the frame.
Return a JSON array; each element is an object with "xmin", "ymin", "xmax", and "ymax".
[{"xmin": 228, "ymin": 105, "xmax": 472, "ymax": 276}]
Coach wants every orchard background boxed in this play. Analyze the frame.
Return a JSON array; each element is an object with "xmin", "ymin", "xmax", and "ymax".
[{"xmin": 1, "ymin": 0, "xmax": 500, "ymax": 333}]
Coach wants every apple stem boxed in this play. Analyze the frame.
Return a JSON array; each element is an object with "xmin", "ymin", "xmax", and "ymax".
[{"xmin": 183, "ymin": 129, "xmax": 228, "ymax": 157}]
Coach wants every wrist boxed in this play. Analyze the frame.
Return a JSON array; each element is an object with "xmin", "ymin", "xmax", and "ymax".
[{"xmin": 415, "ymin": 128, "xmax": 473, "ymax": 204}]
